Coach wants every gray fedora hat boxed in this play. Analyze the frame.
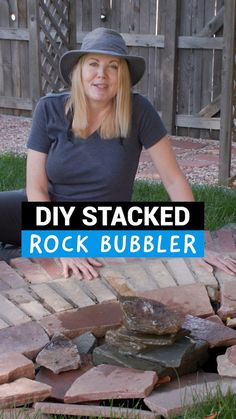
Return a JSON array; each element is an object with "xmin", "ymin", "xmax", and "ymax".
[{"xmin": 59, "ymin": 27, "xmax": 145, "ymax": 86}]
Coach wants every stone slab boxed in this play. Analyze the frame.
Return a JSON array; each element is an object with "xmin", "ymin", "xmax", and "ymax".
[
  {"xmin": 34, "ymin": 402, "xmax": 158, "ymax": 418},
  {"xmin": 0, "ymin": 321, "xmax": 49, "ymax": 359},
  {"xmin": 226, "ymin": 345, "xmax": 236, "ymax": 366},
  {"xmin": 0, "ymin": 378, "xmax": 52, "ymax": 409},
  {"xmin": 217, "ymin": 281, "xmax": 236, "ymax": 320},
  {"xmin": 36, "ymin": 363, "xmax": 93, "ymax": 401},
  {"xmin": 36, "ymin": 333, "xmax": 81, "ymax": 374},
  {"xmin": 217, "ymin": 354, "xmax": 236, "ymax": 377},
  {"xmin": 39, "ymin": 302, "xmax": 123, "ymax": 338},
  {"xmin": 0, "ymin": 352, "xmax": 34, "ymax": 384},
  {"xmin": 64, "ymin": 364, "xmax": 158, "ymax": 403},
  {"xmin": 183, "ymin": 314, "xmax": 236, "ymax": 348},
  {"xmin": 137, "ymin": 283, "xmax": 214, "ymax": 319},
  {"xmin": 144, "ymin": 372, "xmax": 236, "ymax": 417}
]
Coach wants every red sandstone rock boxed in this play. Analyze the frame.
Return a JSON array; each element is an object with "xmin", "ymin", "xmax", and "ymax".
[
  {"xmin": 64, "ymin": 364, "xmax": 158, "ymax": 403},
  {"xmin": 0, "ymin": 377, "xmax": 52, "ymax": 408},
  {"xmin": 183, "ymin": 315, "xmax": 236, "ymax": 348},
  {"xmin": 39, "ymin": 302, "xmax": 123, "ymax": 338},
  {"xmin": 144, "ymin": 372, "xmax": 236, "ymax": 417},
  {"xmin": 0, "ymin": 352, "xmax": 34, "ymax": 384},
  {"xmin": 0, "ymin": 321, "xmax": 49, "ymax": 359},
  {"xmin": 138, "ymin": 283, "xmax": 214, "ymax": 319}
]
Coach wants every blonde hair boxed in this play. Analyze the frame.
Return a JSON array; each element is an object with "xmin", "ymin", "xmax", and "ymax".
[{"xmin": 65, "ymin": 56, "xmax": 132, "ymax": 139}]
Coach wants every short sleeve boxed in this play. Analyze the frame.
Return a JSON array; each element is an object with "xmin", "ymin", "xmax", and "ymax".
[
  {"xmin": 134, "ymin": 94, "xmax": 168, "ymax": 149},
  {"xmin": 27, "ymin": 98, "xmax": 51, "ymax": 153}
]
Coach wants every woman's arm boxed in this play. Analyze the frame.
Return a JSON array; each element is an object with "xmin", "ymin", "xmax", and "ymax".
[
  {"xmin": 148, "ymin": 136, "xmax": 194, "ymax": 201},
  {"xmin": 26, "ymin": 149, "xmax": 50, "ymax": 201},
  {"xmin": 26, "ymin": 149, "xmax": 102, "ymax": 279}
]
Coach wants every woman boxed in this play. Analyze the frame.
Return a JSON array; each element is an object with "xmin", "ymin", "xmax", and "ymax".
[{"xmin": 0, "ymin": 28, "xmax": 235, "ymax": 278}]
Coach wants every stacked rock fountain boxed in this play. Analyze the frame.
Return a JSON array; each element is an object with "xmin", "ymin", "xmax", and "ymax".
[{"xmin": 93, "ymin": 296, "xmax": 208, "ymax": 378}]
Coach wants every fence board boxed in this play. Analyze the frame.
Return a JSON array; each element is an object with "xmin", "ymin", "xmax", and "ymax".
[
  {"xmin": 189, "ymin": 0, "xmax": 204, "ymax": 139},
  {"xmin": 161, "ymin": 0, "xmax": 178, "ymax": 133},
  {"xmin": 219, "ymin": 0, "xmax": 236, "ymax": 185},
  {"xmin": 177, "ymin": 0, "xmax": 192, "ymax": 137},
  {"xmin": 200, "ymin": 0, "xmax": 215, "ymax": 139}
]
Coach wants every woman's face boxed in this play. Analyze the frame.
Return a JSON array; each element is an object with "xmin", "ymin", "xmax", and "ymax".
[{"xmin": 81, "ymin": 54, "xmax": 119, "ymax": 106}]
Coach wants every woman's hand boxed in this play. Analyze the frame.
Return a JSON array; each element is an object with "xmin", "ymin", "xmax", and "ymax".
[
  {"xmin": 198, "ymin": 249, "xmax": 236, "ymax": 276},
  {"xmin": 59, "ymin": 257, "xmax": 103, "ymax": 280}
]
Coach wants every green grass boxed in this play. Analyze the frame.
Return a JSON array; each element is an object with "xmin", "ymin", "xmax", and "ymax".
[
  {"xmin": 179, "ymin": 386, "xmax": 236, "ymax": 419},
  {"xmin": 133, "ymin": 180, "xmax": 236, "ymax": 230},
  {"xmin": 0, "ymin": 154, "xmax": 235, "ymax": 231},
  {"xmin": 0, "ymin": 153, "xmax": 26, "ymax": 191}
]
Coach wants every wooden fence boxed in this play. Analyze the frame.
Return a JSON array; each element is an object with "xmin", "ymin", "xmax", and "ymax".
[{"xmin": 0, "ymin": 0, "xmax": 235, "ymax": 184}]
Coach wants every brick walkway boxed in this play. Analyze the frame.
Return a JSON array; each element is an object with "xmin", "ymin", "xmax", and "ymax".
[{"xmin": 0, "ymin": 225, "xmax": 235, "ymax": 331}]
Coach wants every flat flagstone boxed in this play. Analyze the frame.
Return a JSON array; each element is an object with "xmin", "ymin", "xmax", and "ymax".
[
  {"xmin": 0, "ymin": 353, "xmax": 34, "ymax": 384},
  {"xmin": 183, "ymin": 315, "xmax": 236, "ymax": 348},
  {"xmin": 217, "ymin": 354, "xmax": 236, "ymax": 377},
  {"xmin": 39, "ymin": 302, "xmax": 123, "ymax": 338},
  {"xmin": 226, "ymin": 345, "xmax": 236, "ymax": 366},
  {"xmin": 36, "ymin": 333, "xmax": 81, "ymax": 374},
  {"xmin": 137, "ymin": 283, "xmax": 214, "ymax": 319},
  {"xmin": 217, "ymin": 281, "xmax": 236, "ymax": 320},
  {"xmin": 34, "ymin": 401, "xmax": 158, "ymax": 418},
  {"xmin": 0, "ymin": 321, "xmax": 49, "ymax": 359},
  {"xmin": 144, "ymin": 372, "xmax": 236, "ymax": 417},
  {"xmin": 36, "ymin": 363, "xmax": 93, "ymax": 401},
  {"xmin": 0, "ymin": 377, "xmax": 52, "ymax": 409},
  {"xmin": 64, "ymin": 364, "xmax": 158, "ymax": 403}
]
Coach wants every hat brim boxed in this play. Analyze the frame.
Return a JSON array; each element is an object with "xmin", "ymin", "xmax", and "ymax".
[{"xmin": 59, "ymin": 50, "xmax": 146, "ymax": 86}]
